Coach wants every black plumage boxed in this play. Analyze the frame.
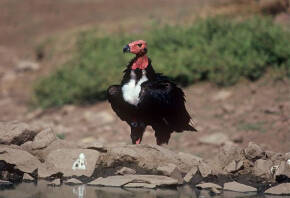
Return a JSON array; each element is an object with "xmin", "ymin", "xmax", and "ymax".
[{"xmin": 107, "ymin": 40, "xmax": 196, "ymax": 145}]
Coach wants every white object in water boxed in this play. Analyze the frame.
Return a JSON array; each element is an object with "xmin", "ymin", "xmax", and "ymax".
[
  {"xmin": 287, "ymin": 159, "xmax": 290, "ymax": 165},
  {"xmin": 73, "ymin": 185, "xmax": 86, "ymax": 198},
  {"xmin": 72, "ymin": 153, "xmax": 87, "ymax": 170}
]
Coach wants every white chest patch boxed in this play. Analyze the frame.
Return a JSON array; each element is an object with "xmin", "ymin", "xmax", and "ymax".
[{"xmin": 122, "ymin": 70, "xmax": 148, "ymax": 106}]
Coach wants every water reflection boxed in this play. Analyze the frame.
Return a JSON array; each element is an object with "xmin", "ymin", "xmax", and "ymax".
[{"xmin": 0, "ymin": 181, "xmax": 282, "ymax": 198}]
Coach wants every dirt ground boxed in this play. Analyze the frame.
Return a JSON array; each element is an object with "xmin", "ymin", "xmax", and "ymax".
[{"xmin": 0, "ymin": 0, "xmax": 289, "ymax": 159}]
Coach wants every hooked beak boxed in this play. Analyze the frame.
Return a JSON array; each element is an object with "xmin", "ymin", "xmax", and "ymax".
[{"xmin": 123, "ymin": 44, "xmax": 130, "ymax": 53}]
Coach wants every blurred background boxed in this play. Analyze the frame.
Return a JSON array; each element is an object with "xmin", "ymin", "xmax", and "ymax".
[{"xmin": 0, "ymin": 0, "xmax": 289, "ymax": 158}]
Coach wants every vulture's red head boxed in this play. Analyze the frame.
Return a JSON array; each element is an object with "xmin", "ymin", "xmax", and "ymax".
[
  {"xmin": 123, "ymin": 40, "xmax": 149, "ymax": 70},
  {"xmin": 123, "ymin": 40, "xmax": 147, "ymax": 55}
]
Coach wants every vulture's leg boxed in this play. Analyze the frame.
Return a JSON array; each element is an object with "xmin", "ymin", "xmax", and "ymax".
[
  {"xmin": 130, "ymin": 122, "xmax": 146, "ymax": 144},
  {"xmin": 152, "ymin": 121, "xmax": 172, "ymax": 145}
]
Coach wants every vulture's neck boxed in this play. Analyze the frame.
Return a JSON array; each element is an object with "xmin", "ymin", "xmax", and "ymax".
[{"xmin": 131, "ymin": 55, "xmax": 148, "ymax": 70}]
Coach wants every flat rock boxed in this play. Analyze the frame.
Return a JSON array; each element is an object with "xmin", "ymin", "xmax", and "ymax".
[
  {"xmin": 198, "ymin": 132, "xmax": 229, "ymax": 146},
  {"xmin": 265, "ymin": 183, "xmax": 290, "ymax": 195},
  {"xmin": 31, "ymin": 128, "xmax": 56, "ymax": 150},
  {"xmin": 223, "ymin": 181, "xmax": 257, "ymax": 193},
  {"xmin": 124, "ymin": 182, "xmax": 156, "ymax": 189},
  {"xmin": 0, "ymin": 121, "xmax": 40, "ymax": 145},
  {"xmin": 64, "ymin": 178, "xmax": 83, "ymax": 185},
  {"xmin": 88, "ymin": 175, "xmax": 178, "ymax": 188},
  {"xmin": 88, "ymin": 176, "xmax": 135, "ymax": 187},
  {"xmin": 115, "ymin": 167, "xmax": 136, "ymax": 175},
  {"xmin": 196, "ymin": 182, "xmax": 222, "ymax": 190},
  {"xmin": 48, "ymin": 178, "xmax": 61, "ymax": 186},
  {"xmin": 45, "ymin": 148, "xmax": 100, "ymax": 177}
]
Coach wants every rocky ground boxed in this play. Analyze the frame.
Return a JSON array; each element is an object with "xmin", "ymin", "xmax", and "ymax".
[{"xmin": 0, "ymin": 121, "xmax": 290, "ymax": 196}]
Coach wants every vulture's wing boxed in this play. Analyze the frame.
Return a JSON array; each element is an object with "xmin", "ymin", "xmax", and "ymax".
[{"xmin": 139, "ymin": 74, "xmax": 196, "ymax": 132}]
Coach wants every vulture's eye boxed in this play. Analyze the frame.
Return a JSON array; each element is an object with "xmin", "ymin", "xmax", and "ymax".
[{"xmin": 137, "ymin": 43, "xmax": 142, "ymax": 47}]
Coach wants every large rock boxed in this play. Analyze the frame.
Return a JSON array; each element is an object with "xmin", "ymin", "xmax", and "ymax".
[
  {"xmin": 88, "ymin": 175, "xmax": 178, "ymax": 188},
  {"xmin": 45, "ymin": 148, "xmax": 100, "ymax": 178},
  {"xmin": 96, "ymin": 144, "xmax": 200, "ymax": 176},
  {"xmin": 0, "ymin": 121, "xmax": 40, "ymax": 145},
  {"xmin": 265, "ymin": 183, "xmax": 290, "ymax": 195}
]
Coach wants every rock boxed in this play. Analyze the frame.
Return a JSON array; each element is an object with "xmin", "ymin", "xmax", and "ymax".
[
  {"xmin": 0, "ymin": 180, "xmax": 12, "ymax": 185},
  {"xmin": 45, "ymin": 148, "xmax": 100, "ymax": 177},
  {"xmin": 79, "ymin": 139, "xmax": 107, "ymax": 152},
  {"xmin": 16, "ymin": 61, "xmax": 39, "ymax": 72},
  {"xmin": 0, "ymin": 147, "xmax": 44, "ymax": 173},
  {"xmin": 88, "ymin": 176, "xmax": 134, "ymax": 187},
  {"xmin": 275, "ymin": 160, "xmax": 290, "ymax": 181},
  {"xmin": 30, "ymin": 139, "xmax": 78, "ymax": 161},
  {"xmin": 253, "ymin": 159, "xmax": 273, "ymax": 178},
  {"xmin": 213, "ymin": 90, "xmax": 232, "ymax": 101},
  {"xmin": 98, "ymin": 144, "xmax": 200, "ymax": 175},
  {"xmin": 83, "ymin": 111, "xmax": 114, "ymax": 125},
  {"xmin": 48, "ymin": 178, "xmax": 61, "ymax": 186},
  {"xmin": 178, "ymin": 152, "xmax": 203, "ymax": 162},
  {"xmin": 64, "ymin": 178, "xmax": 83, "ymax": 185},
  {"xmin": 210, "ymin": 187, "xmax": 221, "ymax": 195},
  {"xmin": 244, "ymin": 142, "xmax": 265, "ymax": 160},
  {"xmin": 198, "ymin": 162, "xmax": 212, "ymax": 178},
  {"xmin": 223, "ymin": 181, "xmax": 257, "ymax": 193},
  {"xmin": 224, "ymin": 161, "xmax": 237, "ymax": 173},
  {"xmin": 213, "ymin": 142, "xmax": 243, "ymax": 170},
  {"xmin": 184, "ymin": 166, "xmax": 198, "ymax": 183},
  {"xmin": 115, "ymin": 167, "xmax": 136, "ymax": 175},
  {"xmin": 157, "ymin": 163, "xmax": 183, "ymax": 184},
  {"xmin": 0, "ymin": 121, "xmax": 40, "ymax": 145},
  {"xmin": 124, "ymin": 182, "xmax": 156, "ymax": 188},
  {"xmin": 88, "ymin": 175, "xmax": 178, "ymax": 188},
  {"xmin": 198, "ymin": 132, "xmax": 229, "ymax": 146},
  {"xmin": 196, "ymin": 182, "xmax": 222, "ymax": 190},
  {"xmin": 31, "ymin": 128, "xmax": 56, "ymax": 150},
  {"xmin": 265, "ymin": 183, "xmax": 290, "ymax": 195},
  {"xmin": 22, "ymin": 173, "xmax": 34, "ymax": 182}
]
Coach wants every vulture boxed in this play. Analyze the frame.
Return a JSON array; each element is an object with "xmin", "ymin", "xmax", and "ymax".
[{"xmin": 107, "ymin": 40, "xmax": 197, "ymax": 145}]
